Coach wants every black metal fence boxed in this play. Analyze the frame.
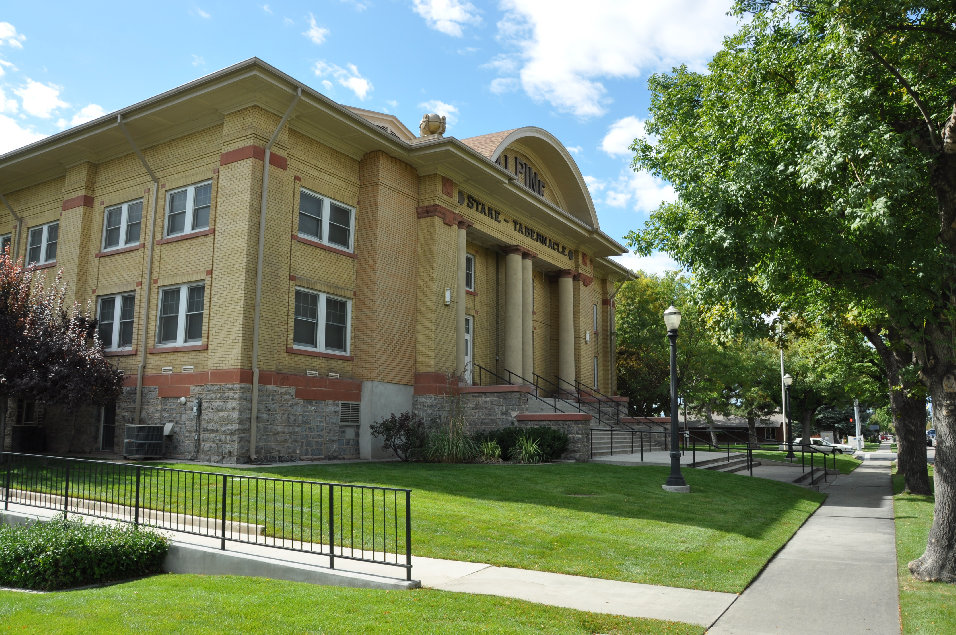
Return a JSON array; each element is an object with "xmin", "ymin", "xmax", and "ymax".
[{"xmin": 1, "ymin": 452, "xmax": 412, "ymax": 580}]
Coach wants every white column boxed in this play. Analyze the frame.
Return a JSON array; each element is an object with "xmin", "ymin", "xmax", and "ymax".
[
  {"xmin": 558, "ymin": 270, "xmax": 575, "ymax": 389},
  {"xmin": 504, "ymin": 247, "xmax": 523, "ymax": 379},
  {"xmin": 522, "ymin": 253, "xmax": 534, "ymax": 383}
]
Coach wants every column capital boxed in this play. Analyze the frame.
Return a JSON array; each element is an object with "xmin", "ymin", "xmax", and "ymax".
[
  {"xmin": 504, "ymin": 245, "xmax": 525, "ymax": 256},
  {"xmin": 558, "ymin": 269, "xmax": 576, "ymax": 279},
  {"xmin": 457, "ymin": 219, "xmax": 472, "ymax": 230},
  {"xmin": 521, "ymin": 250, "xmax": 536, "ymax": 260}
]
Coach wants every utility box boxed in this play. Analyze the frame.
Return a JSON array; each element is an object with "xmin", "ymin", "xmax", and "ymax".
[{"xmin": 124, "ymin": 424, "xmax": 165, "ymax": 459}]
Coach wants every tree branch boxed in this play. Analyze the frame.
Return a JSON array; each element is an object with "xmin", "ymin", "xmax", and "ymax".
[{"xmin": 867, "ymin": 46, "xmax": 942, "ymax": 153}]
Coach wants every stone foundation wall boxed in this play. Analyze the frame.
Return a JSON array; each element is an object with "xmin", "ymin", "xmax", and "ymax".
[{"xmin": 514, "ymin": 413, "xmax": 591, "ymax": 461}]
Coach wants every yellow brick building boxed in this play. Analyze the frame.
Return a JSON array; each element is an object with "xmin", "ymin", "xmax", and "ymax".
[{"xmin": 0, "ymin": 59, "xmax": 631, "ymax": 462}]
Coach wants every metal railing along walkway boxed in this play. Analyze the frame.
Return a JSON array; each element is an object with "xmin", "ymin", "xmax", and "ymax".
[{"xmin": 1, "ymin": 452, "xmax": 413, "ymax": 580}]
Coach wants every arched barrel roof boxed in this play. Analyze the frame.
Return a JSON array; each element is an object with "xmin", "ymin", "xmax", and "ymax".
[{"xmin": 461, "ymin": 127, "xmax": 600, "ymax": 229}]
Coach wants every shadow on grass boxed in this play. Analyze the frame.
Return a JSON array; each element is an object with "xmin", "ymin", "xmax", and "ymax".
[{"xmin": 214, "ymin": 461, "xmax": 825, "ymax": 541}]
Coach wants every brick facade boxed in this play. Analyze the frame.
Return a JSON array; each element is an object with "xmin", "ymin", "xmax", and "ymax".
[{"xmin": 0, "ymin": 59, "xmax": 631, "ymax": 463}]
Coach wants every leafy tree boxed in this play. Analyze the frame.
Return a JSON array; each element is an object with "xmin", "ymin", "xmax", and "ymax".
[
  {"xmin": 0, "ymin": 250, "xmax": 123, "ymax": 448},
  {"xmin": 628, "ymin": 0, "xmax": 956, "ymax": 580}
]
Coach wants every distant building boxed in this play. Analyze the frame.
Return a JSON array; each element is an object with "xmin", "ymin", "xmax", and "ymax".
[{"xmin": 0, "ymin": 59, "xmax": 631, "ymax": 462}]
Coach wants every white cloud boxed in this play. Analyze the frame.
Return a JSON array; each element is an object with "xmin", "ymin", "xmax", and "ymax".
[
  {"xmin": 604, "ymin": 167, "xmax": 676, "ymax": 216},
  {"xmin": 489, "ymin": 77, "xmax": 518, "ymax": 94},
  {"xmin": 262, "ymin": 4, "xmax": 273, "ymax": 14},
  {"xmin": 0, "ymin": 114, "xmax": 45, "ymax": 154},
  {"xmin": 601, "ymin": 116, "xmax": 646, "ymax": 157},
  {"xmin": 14, "ymin": 79, "xmax": 68, "ymax": 119},
  {"xmin": 340, "ymin": 0, "xmax": 369, "ymax": 10},
  {"xmin": 192, "ymin": 7, "xmax": 211, "ymax": 19},
  {"xmin": 303, "ymin": 13, "xmax": 329, "ymax": 44},
  {"xmin": 314, "ymin": 61, "xmax": 372, "ymax": 100},
  {"xmin": 418, "ymin": 99, "xmax": 458, "ymax": 127},
  {"xmin": 495, "ymin": 0, "xmax": 737, "ymax": 117},
  {"xmin": 583, "ymin": 175, "xmax": 605, "ymax": 192},
  {"xmin": 412, "ymin": 0, "xmax": 481, "ymax": 37},
  {"xmin": 0, "ymin": 59, "xmax": 15, "ymax": 77},
  {"xmin": 566, "ymin": 145, "xmax": 581, "ymax": 155},
  {"xmin": 320, "ymin": 79, "xmax": 333, "ymax": 92},
  {"xmin": 70, "ymin": 104, "xmax": 106, "ymax": 126},
  {"xmin": 0, "ymin": 22, "xmax": 26, "ymax": 49},
  {"xmin": 192, "ymin": 54, "xmax": 205, "ymax": 67},
  {"xmin": 610, "ymin": 251, "xmax": 682, "ymax": 277},
  {"xmin": 0, "ymin": 87, "xmax": 17, "ymax": 114}
]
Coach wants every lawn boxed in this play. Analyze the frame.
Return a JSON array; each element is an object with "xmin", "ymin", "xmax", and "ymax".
[
  {"xmin": 749, "ymin": 450, "xmax": 861, "ymax": 475},
  {"xmin": 894, "ymin": 467, "xmax": 956, "ymax": 633},
  {"xmin": 152, "ymin": 461, "xmax": 824, "ymax": 593},
  {"xmin": 0, "ymin": 574, "xmax": 701, "ymax": 634}
]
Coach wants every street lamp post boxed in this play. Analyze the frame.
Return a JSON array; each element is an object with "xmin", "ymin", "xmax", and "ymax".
[
  {"xmin": 784, "ymin": 373, "xmax": 794, "ymax": 459},
  {"xmin": 662, "ymin": 305, "xmax": 689, "ymax": 493}
]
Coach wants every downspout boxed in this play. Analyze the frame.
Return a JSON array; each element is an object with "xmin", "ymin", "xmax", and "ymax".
[
  {"xmin": 250, "ymin": 88, "xmax": 301, "ymax": 462},
  {"xmin": 117, "ymin": 115, "xmax": 160, "ymax": 426},
  {"xmin": 0, "ymin": 193, "xmax": 23, "ymax": 261},
  {"xmin": 607, "ymin": 280, "xmax": 623, "ymax": 399}
]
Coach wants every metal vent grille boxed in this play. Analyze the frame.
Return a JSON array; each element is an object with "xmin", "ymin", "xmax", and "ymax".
[{"xmin": 340, "ymin": 402, "xmax": 360, "ymax": 425}]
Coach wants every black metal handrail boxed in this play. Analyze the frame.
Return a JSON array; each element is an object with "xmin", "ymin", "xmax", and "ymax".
[
  {"xmin": 473, "ymin": 363, "xmax": 587, "ymax": 417},
  {"xmin": 1, "ymin": 452, "xmax": 413, "ymax": 580},
  {"xmin": 589, "ymin": 427, "xmax": 671, "ymax": 460},
  {"xmin": 572, "ymin": 379, "xmax": 623, "ymax": 427}
]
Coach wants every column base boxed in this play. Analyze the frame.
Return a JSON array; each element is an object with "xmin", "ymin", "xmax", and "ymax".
[{"xmin": 662, "ymin": 484, "xmax": 691, "ymax": 493}]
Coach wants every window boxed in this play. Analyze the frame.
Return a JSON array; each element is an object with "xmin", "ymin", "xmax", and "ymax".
[
  {"xmin": 98, "ymin": 292, "xmax": 136, "ymax": 350},
  {"xmin": 593, "ymin": 304, "xmax": 598, "ymax": 332},
  {"xmin": 16, "ymin": 399, "xmax": 37, "ymax": 425},
  {"xmin": 157, "ymin": 283, "xmax": 205, "ymax": 346},
  {"xmin": 0, "ymin": 233, "xmax": 10, "ymax": 255},
  {"xmin": 465, "ymin": 253, "xmax": 475, "ymax": 291},
  {"xmin": 102, "ymin": 199, "xmax": 143, "ymax": 250},
  {"xmin": 165, "ymin": 181, "xmax": 211, "ymax": 237},
  {"xmin": 27, "ymin": 221, "xmax": 58, "ymax": 265},
  {"xmin": 297, "ymin": 188, "xmax": 354, "ymax": 251},
  {"xmin": 293, "ymin": 288, "xmax": 351, "ymax": 354},
  {"xmin": 593, "ymin": 356, "xmax": 599, "ymax": 390}
]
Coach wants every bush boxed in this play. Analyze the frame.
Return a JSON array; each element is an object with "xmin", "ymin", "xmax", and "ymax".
[
  {"xmin": 0, "ymin": 515, "xmax": 168, "ymax": 590},
  {"xmin": 425, "ymin": 401, "xmax": 477, "ymax": 463},
  {"xmin": 473, "ymin": 426, "xmax": 569, "ymax": 462},
  {"xmin": 510, "ymin": 434, "xmax": 542, "ymax": 464},
  {"xmin": 476, "ymin": 440, "xmax": 502, "ymax": 463},
  {"xmin": 370, "ymin": 412, "xmax": 429, "ymax": 461}
]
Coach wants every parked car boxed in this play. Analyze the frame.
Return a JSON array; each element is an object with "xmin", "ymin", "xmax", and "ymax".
[
  {"xmin": 927, "ymin": 429, "xmax": 936, "ymax": 447},
  {"xmin": 793, "ymin": 437, "xmax": 855, "ymax": 454}
]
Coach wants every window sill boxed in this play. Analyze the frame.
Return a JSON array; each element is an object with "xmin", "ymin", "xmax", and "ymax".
[
  {"xmin": 287, "ymin": 346, "xmax": 353, "ymax": 361},
  {"xmin": 27, "ymin": 261, "xmax": 57, "ymax": 271},
  {"xmin": 156, "ymin": 228, "xmax": 214, "ymax": 245},
  {"xmin": 466, "ymin": 289, "xmax": 477, "ymax": 296},
  {"xmin": 292, "ymin": 234, "xmax": 355, "ymax": 258},
  {"xmin": 148, "ymin": 344, "xmax": 208, "ymax": 354},
  {"xmin": 96, "ymin": 244, "xmax": 143, "ymax": 258},
  {"xmin": 104, "ymin": 349, "xmax": 137, "ymax": 357}
]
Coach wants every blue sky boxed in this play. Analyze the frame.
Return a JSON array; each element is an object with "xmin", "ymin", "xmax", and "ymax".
[{"xmin": 0, "ymin": 1, "xmax": 738, "ymax": 274}]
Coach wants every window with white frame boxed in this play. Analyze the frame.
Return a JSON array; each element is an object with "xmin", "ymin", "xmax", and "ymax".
[
  {"xmin": 165, "ymin": 181, "xmax": 211, "ymax": 237},
  {"xmin": 27, "ymin": 221, "xmax": 58, "ymax": 265},
  {"xmin": 297, "ymin": 188, "xmax": 354, "ymax": 251},
  {"xmin": 102, "ymin": 199, "xmax": 143, "ymax": 251},
  {"xmin": 465, "ymin": 253, "xmax": 475, "ymax": 291},
  {"xmin": 592, "ymin": 303, "xmax": 598, "ymax": 332},
  {"xmin": 293, "ymin": 288, "xmax": 351, "ymax": 354},
  {"xmin": 156, "ymin": 283, "xmax": 205, "ymax": 346},
  {"xmin": 593, "ymin": 356, "xmax": 599, "ymax": 389},
  {"xmin": 1, "ymin": 233, "xmax": 10, "ymax": 255},
  {"xmin": 97, "ymin": 292, "xmax": 136, "ymax": 351}
]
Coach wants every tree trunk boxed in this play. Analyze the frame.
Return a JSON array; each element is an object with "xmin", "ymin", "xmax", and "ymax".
[
  {"xmin": 908, "ymin": 372, "xmax": 956, "ymax": 582},
  {"xmin": 862, "ymin": 326, "xmax": 931, "ymax": 495},
  {"xmin": 893, "ymin": 390, "xmax": 930, "ymax": 495},
  {"xmin": 746, "ymin": 412, "xmax": 758, "ymax": 448}
]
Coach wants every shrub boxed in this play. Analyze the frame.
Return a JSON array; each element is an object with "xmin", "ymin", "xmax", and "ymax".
[
  {"xmin": 0, "ymin": 515, "xmax": 168, "ymax": 590},
  {"xmin": 425, "ymin": 400, "xmax": 477, "ymax": 463},
  {"xmin": 510, "ymin": 434, "xmax": 542, "ymax": 464},
  {"xmin": 370, "ymin": 412, "xmax": 429, "ymax": 461},
  {"xmin": 476, "ymin": 426, "xmax": 569, "ymax": 462},
  {"xmin": 476, "ymin": 440, "xmax": 502, "ymax": 463}
]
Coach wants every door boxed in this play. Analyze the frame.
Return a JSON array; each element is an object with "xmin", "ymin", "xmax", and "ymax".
[
  {"xmin": 100, "ymin": 402, "xmax": 116, "ymax": 451},
  {"xmin": 464, "ymin": 315, "xmax": 473, "ymax": 384}
]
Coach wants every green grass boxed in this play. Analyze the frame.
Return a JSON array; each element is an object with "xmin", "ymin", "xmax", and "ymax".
[
  {"xmin": 894, "ymin": 467, "xmax": 956, "ymax": 633},
  {"xmin": 749, "ymin": 450, "xmax": 861, "ymax": 475},
  {"xmin": 0, "ymin": 574, "xmax": 702, "ymax": 634},
  {"xmin": 150, "ymin": 461, "xmax": 824, "ymax": 593}
]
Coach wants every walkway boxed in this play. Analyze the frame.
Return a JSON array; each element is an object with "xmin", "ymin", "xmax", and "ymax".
[{"xmin": 1, "ymin": 448, "xmax": 902, "ymax": 632}]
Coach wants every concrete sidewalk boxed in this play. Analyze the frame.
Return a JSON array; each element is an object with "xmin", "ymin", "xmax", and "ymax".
[{"xmin": 708, "ymin": 453, "xmax": 900, "ymax": 634}]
